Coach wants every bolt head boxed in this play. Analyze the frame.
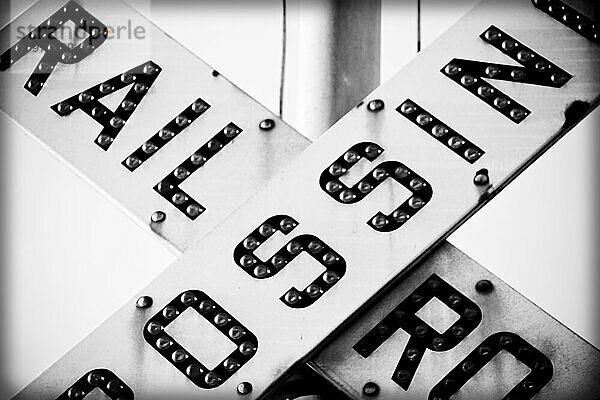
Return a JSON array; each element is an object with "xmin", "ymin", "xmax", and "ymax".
[
  {"xmin": 151, "ymin": 211, "xmax": 166, "ymax": 223},
  {"xmin": 136, "ymin": 296, "xmax": 153, "ymax": 309},
  {"xmin": 259, "ymin": 119, "xmax": 275, "ymax": 130},
  {"xmin": 476, "ymin": 279, "xmax": 494, "ymax": 293},
  {"xmin": 237, "ymin": 382, "xmax": 253, "ymax": 395},
  {"xmin": 473, "ymin": 170, "xmax": 490, "ymax": 186},
  {"xmin": 363, "ymin": 382, "xmax": 380, "ymax": 396},
  {"xmin": 367, "ymin": 99, "xmax": 385, "ymax": 112}
]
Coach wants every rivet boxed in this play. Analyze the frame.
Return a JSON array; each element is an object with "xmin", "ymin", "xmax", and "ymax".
[
  {"xmin": 475, "ymin": 279, "xmax": 494, "ymax": 293},
  {"xmin": 363, "ymin": 382, "xmax": 380, "ymax": 397},
  {"xmin": 136, "ymin": 296, "xmax": 153, "ymax": 309},
  {"xmin": 237, "ymin": 382, "xmax": 253, "ymax": 395},
  {"xmin": 367, "ymin": 99, "xmax": 385, "ymax": 112},
  {"xmin": 259, "ymin": 119, "xmax": 275, "ymax": 130},
  {"xmin": 473, "ymin": 169, "xmax": 489, "ymax": 186},
  {"xmin": 151, "ymin": 211, "xmax": 166, "ymax": 223}
]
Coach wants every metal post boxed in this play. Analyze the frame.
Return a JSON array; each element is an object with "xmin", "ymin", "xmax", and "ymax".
[{"xmin": 282, "ymin": 0, "xmax": 381, "ymax": 141}]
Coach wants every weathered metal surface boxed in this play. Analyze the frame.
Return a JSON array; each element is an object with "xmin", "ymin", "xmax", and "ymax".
[
  {"xmin": 0, "ymin": 0, "xmax": 310, "ymax": 253},
  {"xmin": 310, "ymin": 242, "xmax": 600, "ymax": 399},
  {"xmin": 11, "ymin": 0, "xmax": 600, "ymax": 398}
]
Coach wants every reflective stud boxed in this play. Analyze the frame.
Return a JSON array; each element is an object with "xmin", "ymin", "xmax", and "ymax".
[
  {"xmin": 142, "ymin": 142, "xmax": 158, "ymax": 154},
  {"xmin": 190, "ymin": 153, "xmax": 206, "ymax": 166},
  {"xmin": 477, "ymin": 85, "xmax": 494, "ymax": 98},
  {"xmin": 306, "ymin": 284, "xmax": 322, "ymax": 298},
  {"xmin": 365, "ymin": 144, "xmax": 382, "ymax": 158},
  {"xmin": 243, "ymin": 237, "xmax": 259, "ymax": 250},
  {"xmin": 283, "ymin": 290, "xmax": 301, "ymax": 305},
  {"xmin": 239, "ymin": 342, "xmax": 257, "ymax": 356},
  {"xmin": 258, "ymin": 224, "xmax": 275, "ymax": 237},
  {"xmin": 186, "ymin": 364, "xmax": 203, "ymax": 378},
  {"xmin": 125, "ymin": 156, "xmax": 142, "ymax": 169},
  {"xmin": 484, "ymin": 28, "xmax": 501, "ymax": 41},
  {"xmin": 223, "ymin": 125, "xmax": 240, "ymax": 138},
  {"xmin": 510, "ymin": 108, "xmax": 527, "ymax": 121},
  {"xmin": 198, "ymin": 300, "xmax": 215, "ymax": 314},
  {"xmin": 192, "ymin": 100, "xmax": 207, "ymax": 113},
  {"xmin": 432, "ymin": 337, "xmax": 446, "ymax": 351},
  {"xmin": 551, "ymin": 72, "xmax": 568, "ymax": 85},
  {"xmin": 308, "ymin": 241, "xmax": 324, "ymax": 253},
  {"xmin": 205, "ymin": 372, "xmax": 221, "ymax": 387},
  {"xmin": 535, "ymin": 61, "xmax": 550, "ymax": 72},
  {"xmin": 186, "ymin": 204, "xmax": 203, "ymax": 218},
  {"xmin": 493, "ymin": 96, "xmax": 509, "ymax": 109},
  {"xmin": 395, "ymin": 166, "xmax": 410, "ymax": 179},
  {"xmin": 326, "ymin": 181, "xmax": 342, "ymax": 193},
  {"xmin": 465, "ymin": 148, "xmax": 481, "ymax": 161},
  {"xmin": 340, "ymin": 190, "xmax": 356, "ymax": 203},
  {"xmin": 180, "ymin": 292, "xmax": 197, "ymax": 305},
  {"xmin": 143, "ymin": 63, "xmax": 158, "ymax": 75},
  {"xmin": 121, "ymin": 100, "xmax": 136, "ymax": 111},
  {"xmin": 91, "ymin": 107, "xmax": 106, "ymax": 118},
  {"xmin": 240, "ymin": 255, "xmax": 256, "ymax": 268},
  {"xmin": 409, "ymin": 197, "xmax": 424, "ymax": 209},
  {"xmin": 57, "ymin": 102, "xmax": 72, "ymax": 115},
  {"xmin": 392, "ymin": 210, "xmax": 410, "ymax": 223},
  {"xmin": 229, "ymin": 326, "xmax": 246, "ymax": 340},
  {"xmin": 271, "ymin": 255, "xmax": 287, "ymax": 269},
  {"xmin": 344, "ymin": 150, "xmax": 361, "ymax": 164},
  {"xmin": 431, "ymin": 124, "xmax": 448, "ymax": 138},
  {"xmin": 207, "ymin": 140, "xmax": 223, "ymax": 152},
  {"xmin": 322, "ymin": 252, "xmax": 338, "ymax": 265},
  {"xmin": 156, "ymin": 337, "xmax": 173, "ymax": 350},
  {"xmin": 517, "ymin": 50, "xmax": 534, "ymax": 62},
  {"xmin": 172, "ymin": 350, "xmax": 188, "ymax": 363},
  {"xmin": 329, "ymin": 163, "xmax": 346, "ymax": 176},
  {"xmin": 156, "ymin": 181, "xmax": 173, "ymax": 194},
  {"xmin": 448, "ymin": 136, "xmax": 465, "ymax": 149},
  {"xmin": 151, "ymin": 211, "xmax": 166, "ymax": 223},
  {"xmin": 172, "ymin": 192, "xmax": 188, "ymax": 205},
  {"xmin": 371, "ymin": 215, "xmax": 388, "ymax": 229},
  {"xmin": 286, "ymin": 241, "xmax": 302, "ymax": 254},
  {"xmin": 214, "ymin": 313, "xmax": 231, "ymax": 327},
  {"xmin": 99, "ymin": 83, "xmax": 114, "ymax": 94},
  {"xmin": 485, "ymin": 65, "xmax": 500, "ymax": 78},
  {"xmin": 67, "ymin": 387, "xmax": 85, "ymax": 399},
  {"xmin": 373, "ymin": 168, "xmax": 388, "ymax": 180},
  {"xmin": 417, "ymin": 113, "xmax": 433, "ymax": 125},
  {"xmin": 259, "ymin": 119, "xmax": 275, "ymax": 130},
  {"xmin": 444, "ymin": 64, "xmax": 461, "ymax": 76},
  {"xmin": 358, "ymin": 181, "xmax": 373, "ymax": 194},
  {"xmin": 410, "ymin": 178, "xmax": 425, "ymax": 190},
  {"xmin": 158, "ymin": 129, "xmax": 175, "ymax": 140},
  {"xmin": 110, "ymin": 116, "xmax": 125, "ymax": 129},
  {"xmin": 147, "ymin": 322, "xmax": 163, "ymax": 335},
  {"xmin": 279, "ymin": 218, "xmax": 296, "ymax": 232},
  {"xmin": 323, "ymin": 271, "xmax": 339, "ymax": 284},
  {"xmin": 400, "ymin": 101, "xmax": 418, "ymax": 115},
  {"xmin": 501, "ymin": 39, "xmax": 518, "ymax": 51},
  {"xmin": 134, "ymin": 83, "xmax": 147, "ymax": 94},
  {"xmin": 174, "ymin": 167, "xmax": 190, "ymax": 180},
  {"xmin": 163, "ymin": 306, "xmax": 178, "ymax": 319},
  {"xmin": 224, "ymin": 358, "xmax": 240, "ymax": 371},
  {"xmin": 511, "ymin": 69, "xmax": 525, "ymax": 80},
  {"xmin": 460, "ymin": 75, "xmax": 477, "ymax": 86},
  {"xmin": 87, "ymin": 371, "xmax": 104, "ymax": 385},
  {"xmin": 136, "ymin": 296, "xmax": 153, "ymax": 309},
  {"xmin": 175, "ymin": 115, "xmax": 189, "ymax": 127},
  {"xmin": 78, "ymin": 92, "xmax": 93, "ymax": 103},
  {"xmin": 253, "ymin": 265, "xmax": 270, "ymax": 278}
]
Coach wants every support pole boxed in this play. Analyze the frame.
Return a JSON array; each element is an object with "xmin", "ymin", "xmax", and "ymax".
[{"xmin": 282, "ymin": 0, "xmax": 381, "ymax": 141}]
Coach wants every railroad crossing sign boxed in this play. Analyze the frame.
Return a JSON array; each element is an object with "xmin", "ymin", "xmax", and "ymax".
[{"xmin": 1, "ymin": 0, "xmax": 598, "ymax": 398}]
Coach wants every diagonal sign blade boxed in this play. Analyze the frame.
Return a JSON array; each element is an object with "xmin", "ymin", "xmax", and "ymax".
[
  {"xmin": 309, "ymin": 241, "xmax": 600, "ymax": 399},
  {"xmin": 0, "ymin": 0, "xmax": 310, "ymax": 253},
  {"xmin": 11, "ymin": 0, "xmax": 600, "ymax": 398}
]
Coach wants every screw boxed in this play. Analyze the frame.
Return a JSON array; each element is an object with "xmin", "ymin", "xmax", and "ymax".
[
  {"xmin": 363, "ymin": 382, "xmax": 380, "ymax": 397},
  {"xmin": 475, "ymin": 279, "xmax": 494, "ymax": 294},
  {"xmin": 136, "ymin": 296, "xmax": 153, "ymax": 309},
  {"xmin": 151, "ymin": 211, "xmax": 166, "ymax": 223},
  {"xmin": 367, "ymin": 99, "xmax": 385, "ymax": 112},
  {"xmin": 259, "ymin": 119, "xmax": 275, "ymax": 131},
  {"xmin": 212, "ymin": 70, "xmax": 219, "ymax": 77},
  {"xmin": 237, "ymin": 382, "xmax": 252, "ymax": 395},
  {"xmin": 473, "ymin": 169, "xmax": 489, "ymax": 186}
]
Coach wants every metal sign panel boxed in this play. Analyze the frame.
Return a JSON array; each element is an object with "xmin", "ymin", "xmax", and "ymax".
[
  {"xmin": 0, "ymin": 0, "xmax": 310, "ymax": 252},
  {"xmin": 12, "ymin": 0, "xmax": 600, "ymax": 399},
  {"xmin": 310, "ymin": 242, "xmax": 600, "ymax": 399}
]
